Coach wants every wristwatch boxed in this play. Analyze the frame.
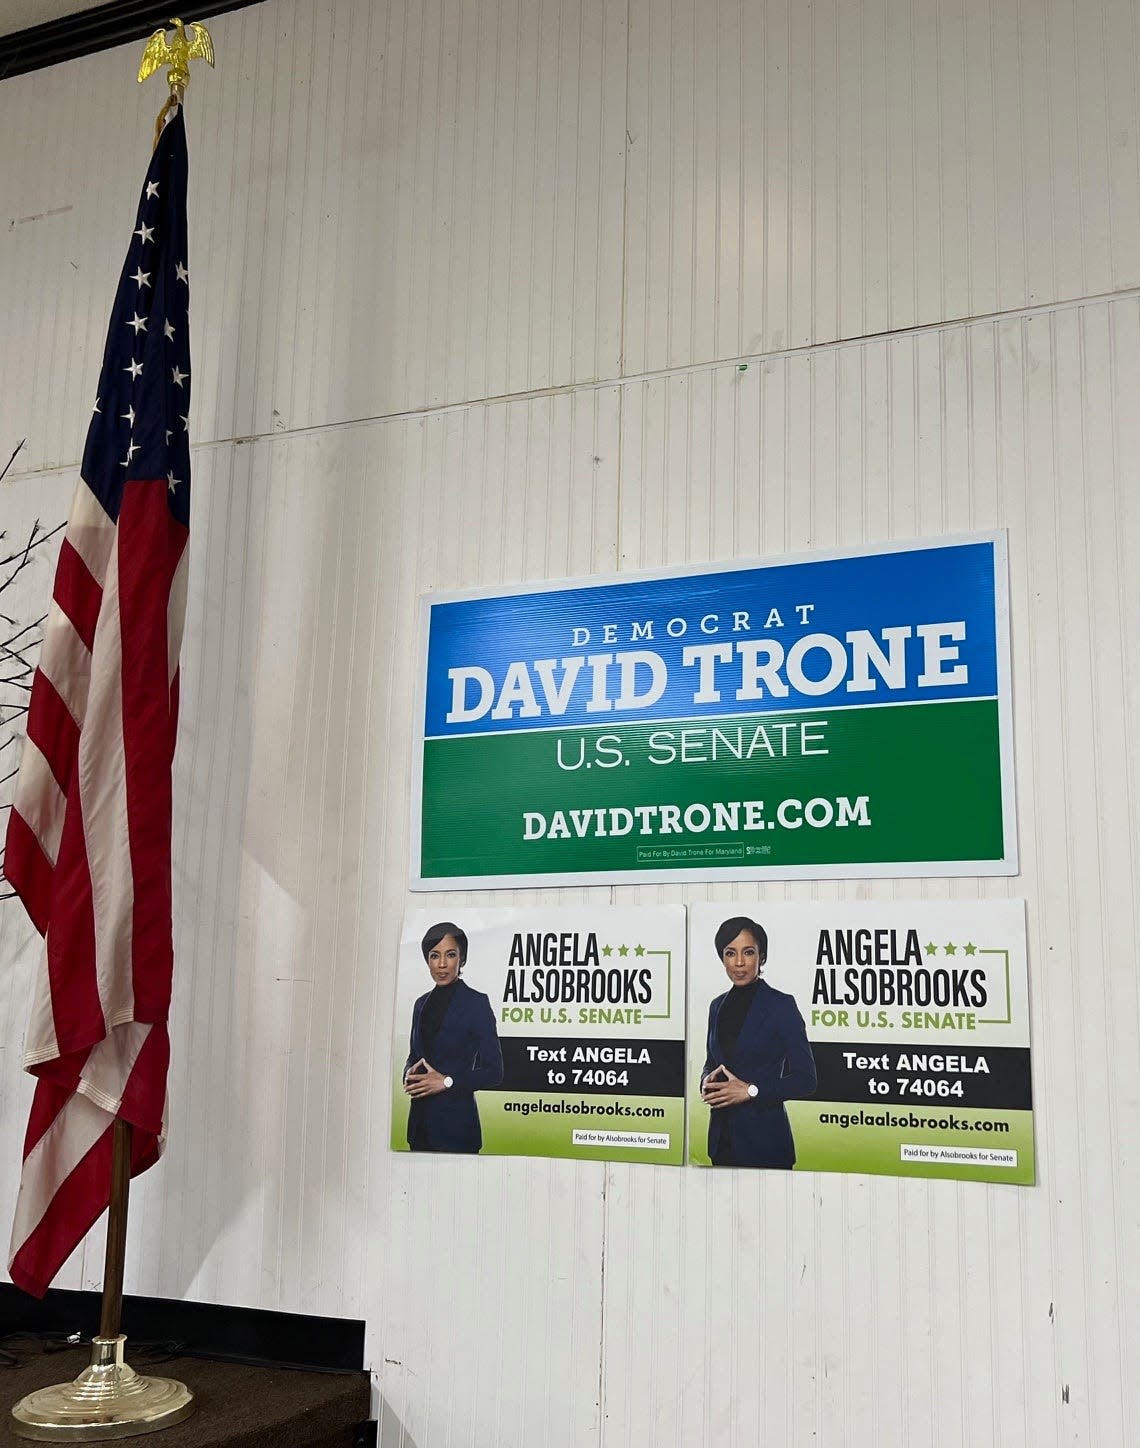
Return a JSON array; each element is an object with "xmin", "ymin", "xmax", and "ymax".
[
  {"xmin": 746, "ymin": 1083, "xmax": 758, "ymax": 1098},
  {"xmin": 443, "ymin": 1076, "xmax": 454, "ymax": 1089}
]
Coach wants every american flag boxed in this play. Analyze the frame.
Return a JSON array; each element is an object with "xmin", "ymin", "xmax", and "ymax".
[{"xmin": 3, "ymin": 108, "xmax": 192, "ymax": 1297}]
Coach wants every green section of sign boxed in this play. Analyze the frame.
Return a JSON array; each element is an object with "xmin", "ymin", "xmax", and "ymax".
[
  {"xmin": 688, "ymin": 1099, "xmax": 1034, "ymax": 1183},
  {"xmin": 391, "ymin": 1077, "xmax": 685, "ymax": 1164},
  {"xmin": 421, "ymin": 699, "xmax": 1003, "ymax": 878}
]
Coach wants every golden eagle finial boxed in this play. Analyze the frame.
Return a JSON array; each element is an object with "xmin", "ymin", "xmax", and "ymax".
[{"xmin": 138, "ymin": 16, "xmax": 215, "ymax": 96}]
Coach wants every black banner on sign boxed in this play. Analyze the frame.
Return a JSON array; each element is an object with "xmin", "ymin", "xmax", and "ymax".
[
  {"xmin": 500, "ymin": 1037, "xmax": 686, "ymax": 1096},
  {"xmin": 811, "ymin": 1042, "xmax": 1033, "ymax": 1110}
]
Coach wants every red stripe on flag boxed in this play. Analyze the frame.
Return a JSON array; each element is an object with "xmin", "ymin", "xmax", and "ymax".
[
  {"xmin": 117, "ymin": 482, "xmax": 187, "ymax": 1023},
  {"xmin": 10, "ymin": 1066, "xmax": 163, "ymax": 1299},
  {"xmin": 20, "ymin": 1077, "xmax": 73, "ymax": 1158},
  {"xmin": 3, "ymin": 810, "xmax": 54, "ymax": 938},
  {"xmin": 119, "ymin": 1024, "xmax": 168, "ymax": 1141},
  {"xmin": 44, "ymin": 797, "xmax": 103, "ymax": 1057},
  {"xmin": 8, "ymin": 1108, "xmax": 114, "ymax": 1299},
  {"xmin": 52, "ymin": 539, "xmax": 103, "ymax": 653},
  {"xmin": 25, "ymin": 670, "xmax": 81, "ymax": 794},
  {"xmin": 127, "ymin": 1118, "xmax": 161, "ymax": 1179}
]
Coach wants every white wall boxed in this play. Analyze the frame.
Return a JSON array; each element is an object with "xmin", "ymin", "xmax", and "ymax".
[{"xmin": 1, "ymin": 2, "xmax": 1138, "ymax": 1444}]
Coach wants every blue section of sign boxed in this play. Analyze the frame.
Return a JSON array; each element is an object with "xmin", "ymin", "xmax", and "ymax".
[{"xmin": 424, "ymin": 541, "xmax": 999, "ymax": 737}]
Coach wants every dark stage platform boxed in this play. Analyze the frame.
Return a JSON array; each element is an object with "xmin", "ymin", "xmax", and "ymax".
[{"xmin": 0, "ymin": 1345, "xmax": 371, "ymax": 1447}]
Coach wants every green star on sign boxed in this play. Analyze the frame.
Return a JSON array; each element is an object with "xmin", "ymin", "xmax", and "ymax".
[
  {"xmin": 944, "ymin": 942, "xmax": 957, "ymax": 955},
  {"xmin": 964, "ymin": 942, "xmax": 977, "ymax": 955},
  {"xmin": 618, "ymin": 944, "xmax": 629, "ymax": 957},
  {"xmin": 925, "ymin": 941, "xmax": 938, "ymax": 956}
]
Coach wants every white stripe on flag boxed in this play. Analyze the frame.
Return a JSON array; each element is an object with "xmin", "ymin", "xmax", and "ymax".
[
  {"xmin": 9, "ymin": 1024, "xmax": 150, "ymax": 1260},
  {"xmin": 9, "ymin": 1093, "xmax": 109, "ymax": 1260},
  {"xmin": 11, "ymin": 738, "xmax": 66, "ymax": 866},
  {"xmin": 23, "ymin": 947, "xmax": 59, "ymax": 1067},
  {"xmin": 167, "ymin": 546, "xmax": 188, "ymax": 686},
  {"xmin": 66, "ymin": 478, "xmax": 117, "ymax": 589},
  {"xmin": 38, "ymin": 603, "xmax": 92, "ymax": 727},
  {"xmin": 76, "ymin": 1023, "xmax": 155, "ymax": 1115},
  {"xmin": 76, "ymin": 530, "xmax": 134, "ymax": 1032}
]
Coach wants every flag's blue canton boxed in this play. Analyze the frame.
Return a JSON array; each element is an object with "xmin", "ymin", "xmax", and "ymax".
[{"xmin": 81, "ymin": 108, "xmax": 191, "ymax": 530}]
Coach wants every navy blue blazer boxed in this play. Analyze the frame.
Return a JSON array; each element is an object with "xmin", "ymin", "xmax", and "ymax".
[
  {"xmin": 405, "ymin": 978, "xmax": 503, "ymax": 1153},
  {"xmin": 702, "ymin": 979, "xmax": 816, "ymax": 1169}
]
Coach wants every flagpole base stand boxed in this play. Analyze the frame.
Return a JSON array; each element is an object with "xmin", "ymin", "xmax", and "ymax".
[{"xmin": 10, "ymin": 1336, "xmax": 194, "ymax": 1441}]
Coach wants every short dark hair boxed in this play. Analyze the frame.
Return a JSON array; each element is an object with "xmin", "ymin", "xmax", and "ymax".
[
  {"xmin": 421, "ymin": 921, "xmax": 468, "ymax": 967},
  {"xmin": 714, "ymin": 916, "xmax": 767, "ymax": 962}
]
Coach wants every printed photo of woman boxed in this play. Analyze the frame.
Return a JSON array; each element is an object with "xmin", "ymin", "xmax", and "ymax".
[
  {"xmin": 699, "ymin": 915, "xmax": 817, "ymax": 1169},
  {"xmin": 403, "ymin": 921, "xmax": 504, "ymax": 1154}
]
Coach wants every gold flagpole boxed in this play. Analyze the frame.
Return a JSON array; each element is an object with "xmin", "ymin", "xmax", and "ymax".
[
  {"xmin": 11, "ymin": 20, "xmax": 212, "ymax": 1441},
  {"xmin": 13, "ymin": 1121, "xmax": 193, "ymax": 1440},
  {"xmin": 97, "ymin": 1120, "xmax": 131, "ymax": 1345}
]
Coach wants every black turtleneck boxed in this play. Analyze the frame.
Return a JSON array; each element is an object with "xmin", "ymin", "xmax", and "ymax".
[
  {"xmin": 717, "ymin": 977, "xmax": 760, "ymax": 1061},
  {"xmin": 421, "ymin": 978, "xmax": 459, "ymax": 1057}
]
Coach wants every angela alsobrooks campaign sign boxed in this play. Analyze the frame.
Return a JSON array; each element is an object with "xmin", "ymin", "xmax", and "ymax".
[
  {"xmin": 391, "ymin": 907, "xmax": 687, "ymax": 1164},
  {"xmin": 411, "ymin": 534, "xmax": 1015, "ymax": 887},
  {"xmin": 687, "ymin": 900, "xmax": 1033, "ymax": 1185}
]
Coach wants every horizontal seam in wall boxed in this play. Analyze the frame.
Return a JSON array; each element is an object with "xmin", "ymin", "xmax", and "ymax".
[{"xmin": 6, "ymin": 283, "xmax": 1140, "ymax": 484}]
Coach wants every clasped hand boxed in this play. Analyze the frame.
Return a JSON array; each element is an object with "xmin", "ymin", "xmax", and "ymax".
[
  {"xmin": 404, "ymin": 1058, "xmax": 448, "ymax": 1097},
  {"xmin": 701, "ymin": 1064, "xmax": 753, "ymax": 1108}
]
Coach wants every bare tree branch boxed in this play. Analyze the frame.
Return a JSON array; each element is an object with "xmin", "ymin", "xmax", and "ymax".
[
  {"xmin": 0, "ymin": 648, "xmax": 39, "ymax": 674},
  {"xmin": 0, "ymin": 520, "xmax": 66, "ymax": 582},
  {"xmin": 2, "ymin": 516, "xmax": 64, "ymax": 905},
  {"xmin": 4, "ymin": 616, "xmax": 47, "ymax": 648},
  {"xmin": 0, "ymin": 439, "xmax": 26, "ymax": 487}
]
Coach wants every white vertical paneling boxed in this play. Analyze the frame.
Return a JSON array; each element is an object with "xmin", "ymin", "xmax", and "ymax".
[
  {"xmin": 0, "ymin": 0, "xmax": 626, "ymax": 475},
  {"xmin": 600, "ymin": 301, "xmax": 1140, "ymax": 1447},
  {"xmin": 622, "ymin": 0, "xmax": 1140, "ymax": 375},
  {"xmin": 2, "ymin": 2, "xmax": 1140, "ymax": 1445}
]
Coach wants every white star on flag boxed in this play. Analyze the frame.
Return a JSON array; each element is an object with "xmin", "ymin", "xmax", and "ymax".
[{"xmin": 134, "ymin": 222, "xmax": 155, "ymax": 244}]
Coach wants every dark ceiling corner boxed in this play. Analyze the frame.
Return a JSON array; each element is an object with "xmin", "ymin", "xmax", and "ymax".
[{"xmin": 0, "ymin": 1, "xmax": 264, "ymax": 81}]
